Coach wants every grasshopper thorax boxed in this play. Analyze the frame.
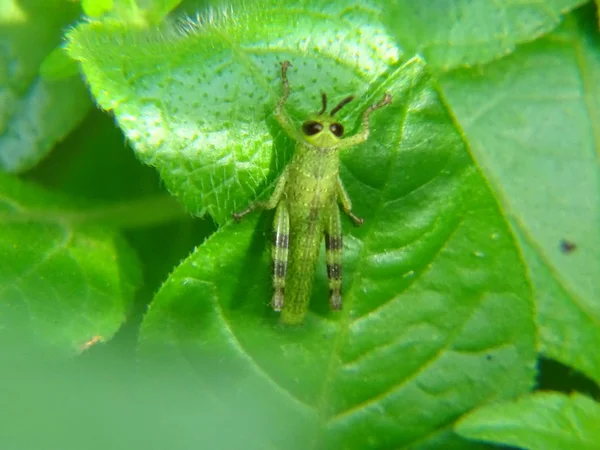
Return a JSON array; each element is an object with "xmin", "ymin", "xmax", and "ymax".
[{"xmin": 301, "ymin": 93, "xmax": 354, "ymax": 148}]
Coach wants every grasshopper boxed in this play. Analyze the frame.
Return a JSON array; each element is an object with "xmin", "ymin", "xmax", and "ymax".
[{"xmin": 233, "ymin": 61, "xmax": 391, "ymax": 324}]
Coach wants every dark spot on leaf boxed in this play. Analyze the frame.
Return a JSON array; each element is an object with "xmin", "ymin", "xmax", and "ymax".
[{"xmin": 560, "ymin": 239, "xmax": 576, "ymax": 254}]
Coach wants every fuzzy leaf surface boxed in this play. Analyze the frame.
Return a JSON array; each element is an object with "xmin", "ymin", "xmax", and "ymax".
[{"xmin": 66, "ymin": 1, "xmax": 400, "ymax": 224}]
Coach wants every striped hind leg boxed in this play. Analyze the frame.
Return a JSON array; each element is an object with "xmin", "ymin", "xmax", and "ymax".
[
  {"xmin": 325, "ymin": 206, "xmax": 343, "ymax": 310},
  {"xmin": 271, "ymin": 200, "xmax": 290, "ymax": 311}
]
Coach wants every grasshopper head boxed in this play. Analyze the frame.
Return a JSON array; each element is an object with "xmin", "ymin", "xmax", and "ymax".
[{"xmin": 301, "ymin": 93, "xmax": 353, "ymax": 148}]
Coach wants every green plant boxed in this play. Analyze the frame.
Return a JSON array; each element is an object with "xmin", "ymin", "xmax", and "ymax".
[{"xmin": 1, "ymin": 0, "xmax": 598, "ymax": 448}]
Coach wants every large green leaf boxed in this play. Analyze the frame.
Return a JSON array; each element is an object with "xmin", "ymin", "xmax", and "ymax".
[
  {"xmin": 439, "ymin": 6, "xmax": 600, "ymax": 385},
  {"xmin": 0, "ymin": 174, "xmax": 141, "ymax": 357},
  {"xmin": 456, "ymin": 392, "xmax": 600, "ymax": 449},
  {"xmin": 139, "ymin": 57, "xmax": 536, "ymax": 449},
  {"xmin": 66, "ymin": 1, "xmax": 401, "ymax": 224},
  {"xmin": 384, "ymin": 0, "xmax": 587, "ymax": 70},
  {"xmin": 0, "ymin": 0, "xmax": 91, "ymax": 172}
]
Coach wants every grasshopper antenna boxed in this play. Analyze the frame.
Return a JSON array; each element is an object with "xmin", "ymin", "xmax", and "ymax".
[
  {"xmin": 330, "ymin": 95, "xmax": 354, "ymax": 116},
  {"xmin": 318, "ymin": 92, "xmax": 327, "ymax": 115}
]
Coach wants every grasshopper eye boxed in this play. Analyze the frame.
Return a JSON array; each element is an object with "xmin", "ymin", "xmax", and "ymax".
[
  {"xmin": 329, "ymin": 123, "xmax": 344, "ymax": 137},
  {"xmin": 302, "ymin": 121, "xmax": 324, "ymax": 136}
]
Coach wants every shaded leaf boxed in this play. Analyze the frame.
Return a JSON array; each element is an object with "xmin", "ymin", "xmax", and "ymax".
[
  {"xmin": 139, "ymin": 0, "xmax": 184, "ymax": 23},
  {"xmin": 24, "ymin": 109, "xmax": 214, "ymax": 357},
  {"xmin": 0, "ymin": 0, "xmax": 91, "ymax": 172},
  {"xmin": 0, "ymin": 174, "xmax": 141, "ymax": 357},
  {"xmin": 40, "ymin": 47, "xmax": 81, "ymax": 80}
]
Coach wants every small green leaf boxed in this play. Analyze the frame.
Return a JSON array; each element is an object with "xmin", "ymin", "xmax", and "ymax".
[
  {"xmin": 138, "ymin": 0, "xmax": 183, "ymax": 24},
  {"xmin": 139, "ymin": 58, "xmax": 536, "ymax": 449},
  {"xmin": 384, "ymin": 0, "xmax": 587, "ymax": 70},
  {"xmin": 0, "ymin": 174, "xmax": 141, "ymax": 357},
  {"xmin": 0, "ymin": 0, "xmax": 91, "ymax": 172},
  {"xmin": 40, "ymin": 47, "xmax": 81, "ymax": 80},
  {"xmin": 66, "ymin": 1, "xmax": 401, "ymax": 224},
  {"xmin": 82, "ymin": 0, "xmax": 114, "ymax": 17},
  {"xmin": 456, "ymin": 392, "xmax": 600, "ymax": 449},
  {"xmin": 439, "ymin": 6, "xmax": 600, "ymax": 385},
  {"xmin": 82, "ymin": 0, "xmax": 181, "ymax": 23}
]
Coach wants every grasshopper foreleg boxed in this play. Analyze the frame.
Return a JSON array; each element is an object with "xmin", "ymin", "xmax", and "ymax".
[{"xmin": 232, "ymin": 168, "xmax": 289, "ymax": 221}]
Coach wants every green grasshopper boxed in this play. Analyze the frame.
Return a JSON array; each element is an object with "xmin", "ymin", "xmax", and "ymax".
[{"xmin": 233, "ymin": 61, "xmax": 391, "ymax": 325}]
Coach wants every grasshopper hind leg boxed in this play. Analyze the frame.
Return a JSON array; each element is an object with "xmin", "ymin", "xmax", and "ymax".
[
  {"xmin": 272, "ymin": 200, "xmax": 290, "ymax": 311},
  {"xmin": 325, "ymin": 207, "xmax": 344, "ymax": 310}
]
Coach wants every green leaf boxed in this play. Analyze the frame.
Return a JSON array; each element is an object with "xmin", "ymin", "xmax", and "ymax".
[
  {"xmin": 439, "ymin": 6, "xmax": 600, "ymax": 384},
  {"xmin": 139, "ymin": 57, "xmax": 536, "ymax": 449},
  {"xmin": 82, "ymin": 0, "xmax": 182, "ymax": 23},
  {"xmin": 82, "ymin": 0, "xmax": 114, "ymax": 17},
  {"xmin": 66, "ymin": 1, "xmax": 401, "ymax": 224},
  {"xmin": 0, "ymin": 173, "xmax": 141, "ymax": 358},
  {"xmin": 383, "ymin": 0, "xmax": 587, "ymax": 70},
  {"xmin": 26, "ymin": 109, "xmax": 189, "ymax": 258},
  {"xmin": 22, "ymin": 108, "xmax": 214, "ymax": 358},
  {"xmin": 27, "ymin": 108, "xmax": 182, "ymax": 206},
  {"xmin": 138, "ymin": 0, "xmax": 183, "ymax": 23},
  {"xmin": 40, "ymin": 47, "xmax": 81, "ymax": 80},
  {"xmin": 0, "ymin": 0, "xmax": 91, "ymax": 172},
  {"xmin": 456, "ymin": 392, "xmax": 600, "ymax": 449}
]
